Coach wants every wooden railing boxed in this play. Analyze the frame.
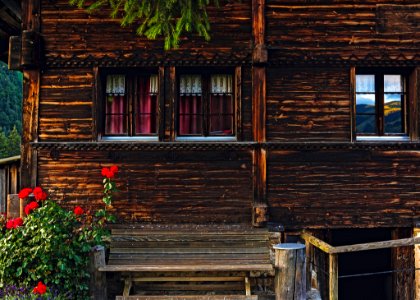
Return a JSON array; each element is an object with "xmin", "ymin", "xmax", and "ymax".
[
  {"xmin": 0, "ymin": 155, "xmax": 20, "ymax": 214},
  {"xmin": 301, "ymin": 231, "xmax": 420, "ymax": 300}
]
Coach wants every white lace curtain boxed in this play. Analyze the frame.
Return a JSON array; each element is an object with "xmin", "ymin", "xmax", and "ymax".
[
  {"xmin": 149, "ymin": 75, "xmax": 159, "ymax": 95},
  {"xmin": 356, "ymin": 75, "xmax": 375, "ymax": 93},
  {"xmin": 211, "ymin": 74, "xmax": 232, "ymax": 94},
  {"xmin": 106, "ymin": 75, "xmax": 126, "ymax": 96},
  {"xmin": 180, "ymin": 75, "xmax": 202, "ymax": 95}
]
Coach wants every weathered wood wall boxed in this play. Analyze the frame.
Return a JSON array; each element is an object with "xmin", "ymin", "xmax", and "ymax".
[
  {"xmin": 38, "ymin": 150, "xmax": 253, "ymax": 223},
  {"xmin": 23, "ymin": 0, "xmax": 420, "ymax": 228},
  {"xmin": 266, "ymin": 68, "xmax": 351, "ymax": 141},
  {"xmin": 266, "ymin": 0, "xmax": 420, "ymax": 65},
  {"xmin": 268, "ymin": 149, "xmax": 420, "ymax": 228}
]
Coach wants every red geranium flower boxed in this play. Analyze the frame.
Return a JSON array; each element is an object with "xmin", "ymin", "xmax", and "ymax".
[
  {"xmin": 18, "ymin": 188, "xmax": 32, "ymax": 199},
  {"xmin": 101, "ymin": 165, "xmax": 118, "ymax": 179},
  {"xmin": 5, "ymin": 219, "xmax": 14, "ymax": 229},
  {"xmin": 24, "ymin": 201, "xmax": 39, "ymax": 215},
  {"xmin": 74, "ymin": 206, "xmax": 84, "ymax": 215},
  {"xmin": 33, "ymin": 187, "xmax": 47, "ymax": 201},
  {"xmin": 33, "ymin": 281, "xmax": 47, "ymax": 295},
  {"xmin": 6, "ymin": 217, "xmax": 23, "ymax": 229}
]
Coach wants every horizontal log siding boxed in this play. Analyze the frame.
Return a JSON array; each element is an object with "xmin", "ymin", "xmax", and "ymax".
[
  {"xmin": 39, "ymin": 69, "xmax": 93, "ymax": 141},
  {"xmin": 38, "ymin": 150, "xmax": 253, "ymax": 223},
  {"xmin": 267, "ymin": 150, "xmax": 420, "ymax": 229},
  {"xmin": 266, "ymin": 1, "xmax": 420, "ymax": 60},
  {"xmin": 41, "ymin": 0, "xmax": 251, "ymax": 62},
  {"xmin": 266, "ymin": 68, "xmax": 351, "ymax": 141}
]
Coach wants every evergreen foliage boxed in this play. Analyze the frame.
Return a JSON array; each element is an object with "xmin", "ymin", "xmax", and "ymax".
[
  {"xmin": 0, "ymin": 62, "xmax": 22, "ymax": 159},
  {"xmin": 69, "ymin": 0, "xmax": 221, "ymax": 50}
]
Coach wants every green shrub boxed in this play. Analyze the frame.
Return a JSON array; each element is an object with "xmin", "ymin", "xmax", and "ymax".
[{"xmin": 0, "ymin": 165, "xmax": 119, "ymax": 299}]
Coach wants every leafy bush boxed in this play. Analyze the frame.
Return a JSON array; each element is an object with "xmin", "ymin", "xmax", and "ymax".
[{"xmin": 0, "ymin": 166, "xmax": 119, "ymax": 299}]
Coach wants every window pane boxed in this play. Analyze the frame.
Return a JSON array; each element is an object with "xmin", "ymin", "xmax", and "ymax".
[
  {"xmin": 356, "ymin": 75, "xmax": 375, "ymax": 92},
  {"xmin": 356, "ymin": 94, "xmax": 376, "ymax": 114},
  {"xmin": 179, "ymin": 95, "xmax": 202, "ymax": 135},
  {"xmin": 105, "ymin": 96, "xmax": 128, "ymax": 134},
  {"xmin": 356, "ymin": 114, "xmax": 376, "ymax": 134},
  {"xmin": 210, "ymin": 94, "xmax": 233, "ymax": 135},
  {"xmin": 384, "ymin": 94, "xmax": 402, "ymax": 134},
  {"xmin": 135, "ymin": 76, "xmax": 158, "ymax": 134},
  {"xmin": 384, "ymin": 75, "xmax": 402, "ymax": 92}
]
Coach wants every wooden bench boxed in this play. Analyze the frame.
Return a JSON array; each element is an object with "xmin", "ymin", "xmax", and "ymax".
[{"xmin": 98, "ymin": 226, "xmax": 274, "ymax": 298}]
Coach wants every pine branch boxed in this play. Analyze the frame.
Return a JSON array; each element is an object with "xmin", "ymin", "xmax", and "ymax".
[{"xmin": 69, "ymin": 0, "xmax": 222, "ymax": 50}]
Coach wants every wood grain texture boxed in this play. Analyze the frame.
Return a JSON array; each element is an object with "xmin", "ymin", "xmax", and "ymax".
[
  {"xmin": 267, "ymin": 68, "xmax": 351, "ymax": 141},
  {"xmin": 38, "ymin": 150, "xmax": 253, "ymax": 223},
  {"xmin": 266, "ymin": 1, "xmax": 420, "ymax": 64},
  {"xmin": 38, "ymin": 69, "xmax": 93, "ymax": 141},
  {"xmin": 268, "ymin": 149, "xmax": 420, "ymax": 228},
  {"xmin": 40, "ymin": 0, "xmax": 252, "ymax": 65}
]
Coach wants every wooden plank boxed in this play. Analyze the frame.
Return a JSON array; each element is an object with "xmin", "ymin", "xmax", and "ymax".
[
  {"xmin": 301, "ymin": 232, "xmax": 335, "ymax": 254},
  {"xmin": 130, "ymin": 276, "xmax": 245, "ymax": 282},
  {"xmin": 99, "ymin": 263, "xmax": 274, "ymax": 272},
  {"xmin": 115, "ymin": 295, "xmax": 258, "ymax": 300},
  {"xmin": 414, "ymin": 227, "xmax": 420, "ymax": 300},
  {"xmin": 333, "ymin": 237, "xmax": 420, "ymax": 254},
  {"xmin": 110, "ymin": 247, "xmax": 269, "ymax": 254},
  {"xmin": 349, "ymin": 66, "xmax": 356, "ymax": 142},
  {"xmin": 6, "ymin": 194, "xmax": 19, "ymax": 218},
  {"xmin": 328, "ymin": 254, "xmax": 338, "ymax": 300},
  {"xmin": 409, "ymin": 67, "xmax": 419, "ymax": 141}
]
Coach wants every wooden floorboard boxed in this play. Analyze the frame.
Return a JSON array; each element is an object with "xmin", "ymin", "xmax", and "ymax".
[{"xmin": 115, "ymin": 295, "xmax": 258, "ymax": 300}]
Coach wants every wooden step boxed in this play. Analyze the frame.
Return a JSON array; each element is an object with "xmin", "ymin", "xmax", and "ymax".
[{"xmin": 116, "ymin": 295, "xmax": 258, "ymax": 300}]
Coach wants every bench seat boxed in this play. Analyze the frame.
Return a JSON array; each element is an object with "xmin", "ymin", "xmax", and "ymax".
[{"xmin": 101, "ymin": 226, "xmax": 274, "ymax": 298}]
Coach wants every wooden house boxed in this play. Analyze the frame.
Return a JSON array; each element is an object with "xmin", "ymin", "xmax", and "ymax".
[{"xmin": 10, "ymin": 0, "xmax": 420, "ymax": 298}]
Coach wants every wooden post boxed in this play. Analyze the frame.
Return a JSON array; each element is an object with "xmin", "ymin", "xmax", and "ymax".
[
  {"xmin": 6, "ymin": 194, "xmax": 20, "ymax": 218},
  {"xmin": 274, "ymin": 243, "xmax": 306, "ymax": 300},
  {"xmin": 415, "ymin": 227, "xmax": 420, "ymax": 300},
  {"xmin": 305, "ymin": 240, "xmax": 313, "ymax": 292},
  {"xmin": 89, "ymin": 245, "xmax": 107, "ymax": 300},
  {"xmin": 329, "ymin": 254, "xmax": 338, "ymax": 300}
]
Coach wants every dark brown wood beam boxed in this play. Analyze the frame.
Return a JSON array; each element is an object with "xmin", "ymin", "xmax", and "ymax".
[
  {"xmin": 20, "ymin": 0, "xmax": 40, "ymax": 188},
  {"xmin": 0, "ymin": 0, "xmax": 21, "ymax": 20},
  {"xmin": 252, "ymin": 0, "xmax": 267, "ymax": 227}
]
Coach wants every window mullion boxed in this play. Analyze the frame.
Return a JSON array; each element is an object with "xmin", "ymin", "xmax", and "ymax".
[
  {"xmin": 203, "ymin": 75, "xmax": 209, "ymax": 136},
  {"xmin": 129, "ymin": 76, "xmax": 135, "ymax": 136},
  {"xmin": 377, "ymin": 73, "xmax": 385, "ymax": 135}
]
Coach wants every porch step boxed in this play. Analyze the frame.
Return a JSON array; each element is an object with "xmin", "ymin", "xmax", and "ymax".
[{"xmin": 116, "ymin": 296, "xmax": 258, "ymax": 300}]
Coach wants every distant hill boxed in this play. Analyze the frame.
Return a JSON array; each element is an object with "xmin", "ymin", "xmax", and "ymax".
[
  {"xmin": 356, "ymin": 101, "xmax": 402, "ymax": 134},
  {"xmin": 0, "ymin": 61, "xmax": 22, "ymax": 134}
]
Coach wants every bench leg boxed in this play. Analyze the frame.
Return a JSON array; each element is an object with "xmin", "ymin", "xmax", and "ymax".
[
  {"xmin": 123, "ymin": 278, "xmax": 132, "ymax": 297},
  {"xmin": 245, "ymin": 276, "xmax": 251, "ymax": 296}
]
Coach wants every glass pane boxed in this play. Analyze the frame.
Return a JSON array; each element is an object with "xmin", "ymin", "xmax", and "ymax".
[
  {"xmin": 136, "ymin": 75, "xmax": 157, "ymax": 134},
  {"xmin": 356, "ymin": 114, "xmax": 376, "ymax": 134},
  {"xmin": 179, "ymin": 95, "xmax": 202, "ymax": 135},
  {"xmin": 356, "ymin": 75, "xmax": 375, "ymax": 92},
  {"xmin": 384, "ymin": 75, "xmax": 402, "ymax": 92},
  {"xmin": 356, "ymin": 94, "xmax": 376, "ymax": 114},
  {"xmin": 210, "ymin": 116, "xmax": 233, "ymax": 135},
  {"xmin": 105, "ymin": 95, "xmax": 128, "ymax": 134},
  {"xmin": 384, "ymin": 93, "xmax": 402, "ymax": 134}
]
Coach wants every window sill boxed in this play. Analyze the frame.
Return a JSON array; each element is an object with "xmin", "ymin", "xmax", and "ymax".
[
  {"xmin": 175, "ymin": 136, "xmax": 237, "ymax": 142},
  {"xmin": 101, "ymin": 136, "xmax": 159, "ymax": 142},
  {"xmin": 356, "ymin": 136, "xmax": 410, "ymax": 142}
]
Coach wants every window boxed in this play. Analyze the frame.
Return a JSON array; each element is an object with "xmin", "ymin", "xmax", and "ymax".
[
  {"xmin": 355, "ymin": 70, "xmax": 408, "ymax": 137},
  {"xmin": 104, "ymin": 73, "xmax": 159, "ymax": 137},
  {"xmin": 177, "ymin": 73, "xmax": 235, "ymax": 138}
]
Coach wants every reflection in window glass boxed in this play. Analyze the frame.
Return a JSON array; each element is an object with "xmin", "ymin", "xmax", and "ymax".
[
  {"xmin": 356, "ymin": 75, "xmax": 376, "ymax": 134},
  {"xmin": 384, "ymin": 75, "xmax": 403, "ymax": 134}
]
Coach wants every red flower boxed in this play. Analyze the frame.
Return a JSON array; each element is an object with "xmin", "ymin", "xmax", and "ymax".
[
  {"xmin": 74, "ymin": 206, "xmax": 84, "ymax": 215},
  {"xmin": 24, "ymin": 201, "xmax": 39, "ymax": 215},
  {"xmin": 33, "ymin": 187, "xmax": 47, "ymax": 201},
  {"xmin": 5, "ymin": 219, "xmax": 14, "ymax": 229},
  {"xmin": 6, "ymin": 217, "xmax": 23, "ymax": 229},
  {"xmin": 33, "ymin": 281, "xmax": 47, "ymax": 295},
  {"xmin": 101, "ymin": 165, "xmax": 118, "ymax": 179},
  {"xmin": 18, "ymin": 188, "xmax": 32, "ymax": 199}
]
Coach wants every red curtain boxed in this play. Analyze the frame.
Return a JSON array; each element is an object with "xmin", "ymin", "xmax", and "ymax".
[
  {"xmin": 105, "ymin": 95, "xmax": 127, "ymax": 134},
  {"xmin": 210, "ymin": 94, "xmax": 233, "ymax": 135},
  {"xmin": 136, "ymin": 77, "xmax": 157, "ymax": 134},
  {"xmin": 179, "ymin": 95, "xmax": 202, "ymax": 135}
]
